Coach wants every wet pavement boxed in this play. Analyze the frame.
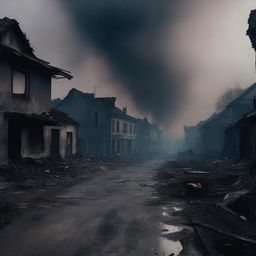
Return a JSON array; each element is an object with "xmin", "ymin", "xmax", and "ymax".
[{"xmin": 0, "ymin": 158, "xmax": 185, "ymax": 256}]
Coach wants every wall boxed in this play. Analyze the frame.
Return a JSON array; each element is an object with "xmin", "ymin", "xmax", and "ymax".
[
  {"xmin": 55, "ymin": 90, "xmax": 112, "ymax": 157},
  {"xmin": 0, "ymin": 114, "xmax": 8, "ymax": 165},
  {"xmin": 21, "ymin": 124, "xmax": 77, "ymax": 159},
  {"xmin": 0, "ymin": 58, "xmax": 51, "ymax": 114},
  {"xmin": 111, "ymin": 117, "xmax": 136, "ymax": 155},
  {"xmin": 44, "ymin": 125, "xmax": 77, "ymax": 159}
]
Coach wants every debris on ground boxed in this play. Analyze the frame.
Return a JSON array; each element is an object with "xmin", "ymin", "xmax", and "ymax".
[
  {"xmin": 156, "ymin": 156, "xmax": 256, "ymax": 256},
  {"xmin": 0, "ymin": 156, "xmax": 137, "ymax": 229}
]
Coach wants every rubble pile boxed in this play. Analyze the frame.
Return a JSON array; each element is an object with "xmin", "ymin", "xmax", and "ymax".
[{"xmin": 157, "ymin": 157, "xmax": 256, "ymax": 255}]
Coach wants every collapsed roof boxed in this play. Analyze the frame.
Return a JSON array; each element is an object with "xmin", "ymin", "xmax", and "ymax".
[{"xmin": 0, "ymin": 17, "xmax": 72, "ymax": 80}]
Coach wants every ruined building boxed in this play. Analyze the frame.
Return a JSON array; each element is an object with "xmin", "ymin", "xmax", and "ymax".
[
  {"xmin": 197, "ymin": 83, "xmax": 256, "ymax": 156},
  {"xmin": 0, "ymin": 17, "xmax": 77, "ymax": 165},
  {"xmin": 54, "ymin": 88, "xmax": 137, "ymax": 157},
  {"xmin": 222, "ymin": 10, "xmax": 256, "ymax": 161}
]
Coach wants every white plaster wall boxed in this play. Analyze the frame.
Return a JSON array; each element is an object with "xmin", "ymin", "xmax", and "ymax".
[
  {"xmin": 44, "ymin": 125, "xmax": 77, "ymax": 159},
  {"xmin": 21, "ymin": 124, "xmax": 77, "ymax": 160}
]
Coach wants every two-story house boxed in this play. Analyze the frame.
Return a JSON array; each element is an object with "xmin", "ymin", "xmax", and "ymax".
[
  {"xmin": 54, "ymin": 88, "xmax": 137, "ymax": 157},
  {"xmin": 0, "ymin": 17, "xmax": 73, "ymax": 165},
  {"xmin": 111, "ymin": 107, "xmax": 136, "ymax": 155}
]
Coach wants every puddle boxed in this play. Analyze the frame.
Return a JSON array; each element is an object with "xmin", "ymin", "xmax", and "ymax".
[
  {"xmin": 173, "ymin": 207, "xmax": 182, "ymax": 212},
  {"xmin": 159, "ymin": 237, "xmax": 183, "ymax": 256},
  {"xmin": 185, "ymin": 170, "xmax": 208, "ymax": 174},
  {"xmin": 161, "ymin": 223, "xmax": 183, "ymax": 234},
  {"xmin": 161, "ymin": 206, "xmax": 183, "ymax": 216},
  {"xmin": 158, "ymin": 223, "xmax": 184, "ymax": 256}
]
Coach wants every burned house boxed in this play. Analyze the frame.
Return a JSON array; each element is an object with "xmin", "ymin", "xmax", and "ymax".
[
  {"xmin": 0, "ymin": 17, "xmax": 74, "ymax": 165},
  {"xmin": 199, "ymin": 83, "xmax": 256, "ymax": 156},
  {"xmin": 54, "ymin": 88, "xmax": 137, "ymax": 157},
  {"xmin": 136, "ymin": 118, "xmax": 162, "ymax": 155}
]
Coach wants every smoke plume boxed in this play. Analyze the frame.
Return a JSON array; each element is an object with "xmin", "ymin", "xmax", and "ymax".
[
  {"xmin": 59, "ymin": 0, "xmax": 191, "ymax": 126},
  {"xmin": 215, "ymin": 85, "xmax": 244, "ymax": 112}
]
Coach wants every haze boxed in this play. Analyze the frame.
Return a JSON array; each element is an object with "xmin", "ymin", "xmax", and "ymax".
[{"xmin": 0, "ymin": 0, "xmax": 255, "ymax": 136}]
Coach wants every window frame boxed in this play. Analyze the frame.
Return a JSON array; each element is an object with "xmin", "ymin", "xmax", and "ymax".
[{"xmin": 11, "ymin": 67, "xmax": 29, "ymax": 99}]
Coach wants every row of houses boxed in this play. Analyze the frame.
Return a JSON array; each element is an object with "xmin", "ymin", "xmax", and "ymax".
[
  {"xmin": 184, "ymin": 9, "xmax": 256, "ymax": 162},
  {"xmin": 0, "ymin": 17, "xmax": 163, "ymax": 166},
  {"xmin": 53, "ymin": 88, "xmax": 163, "ymax": 157}
]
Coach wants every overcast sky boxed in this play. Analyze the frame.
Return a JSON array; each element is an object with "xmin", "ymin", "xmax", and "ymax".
[{"xmin": 1, "ymin": 0, "xmax": 256, "ymax": 136}]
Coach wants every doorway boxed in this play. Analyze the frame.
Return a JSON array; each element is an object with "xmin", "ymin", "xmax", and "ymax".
[
  {"xmin": 50, "ymin": 129, "xmax": 60, "ymax": 158},
  {"xmin": 8, "ymin": 120, "xmax": 21, "ymax": 162}
]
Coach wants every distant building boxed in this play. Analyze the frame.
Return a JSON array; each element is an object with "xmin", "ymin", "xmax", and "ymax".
[
  {"xmin": 198, "ymin": 83, "xmax": 256, "ymax": 156},
  {"xmin": 184, "ymin": 125, "xmax": 200, "ymax": 153},
  {"xmin": 54, "ymin": 88, "xmax": 137, "ymax": 157},
  {"xmin": 111, "ymin": 107, "xmax": 137, "ymax": 156},
  {"xmin": 0, "ymin": 17, "xmax": 74, "ymax": 165},
  {"xmin": 136, "ymin": 118, "xmax": 162, "ymax": 155}
]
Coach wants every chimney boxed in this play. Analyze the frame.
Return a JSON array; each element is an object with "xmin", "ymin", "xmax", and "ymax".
[{"xmin": 123, "ymin": 107, "xmax": 127, "ymax": 114}]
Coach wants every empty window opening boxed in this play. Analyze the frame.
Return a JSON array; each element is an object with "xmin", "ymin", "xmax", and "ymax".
[{"xmin": 12, "ymin": 69, "xmax": 28, "ymax": 97}]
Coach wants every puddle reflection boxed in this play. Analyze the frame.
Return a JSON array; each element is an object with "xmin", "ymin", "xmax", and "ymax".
[{"xmin": 158, "ymin": 223, "xmax": 183, "ymax": 256}]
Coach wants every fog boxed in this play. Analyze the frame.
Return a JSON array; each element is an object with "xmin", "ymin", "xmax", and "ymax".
[{"xmin": 1, "ymin": 0, "xmax": 256, "ymax": 135}]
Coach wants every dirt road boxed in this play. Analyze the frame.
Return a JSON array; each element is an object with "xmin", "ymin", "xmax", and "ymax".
[{"xmin": 0, "ymin": 158, "xmax": 186, "ymax": 256}]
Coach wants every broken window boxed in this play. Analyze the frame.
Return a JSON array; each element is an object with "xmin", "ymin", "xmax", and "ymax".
[{"xmin": 12, "ymin": 69, "xmax": 28, "ymax": 97}]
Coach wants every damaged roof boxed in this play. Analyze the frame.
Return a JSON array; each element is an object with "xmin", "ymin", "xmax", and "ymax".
[
  {"xmin": 0, "ymin": 17, "xmax": 73, "ymax": 80},
  {"xmin": 0, "ymin": 45, "xmax": 73, "ymax": 80},
  {"xmin": 46, "ymin": 109, "xmax": 79, "ymax": 126},
  {"xmin": 4, "ymin": 112, "xmax": 58, "ymax": 125},
  {"xmin": 0, "ymin": 17, "xmax": 34, "ymax": 56},
  {"xmin": 5, "ymin": 110, "xmax": 78, "ymax": 126},
  {"xmin": 226, "ymin": 83, "xmax": 256, "ymax": 108}
]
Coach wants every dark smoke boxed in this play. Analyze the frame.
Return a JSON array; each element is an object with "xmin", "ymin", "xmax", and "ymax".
[
  {"xmin": 215, "ymin": 85, "xmax": 244, "ymax": 112},
  {"xmin": 59, "ymin": 0, "xmax": 190, "ymax": 126}
]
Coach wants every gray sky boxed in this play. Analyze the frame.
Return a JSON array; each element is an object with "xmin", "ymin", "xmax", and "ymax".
[{"xmin": 1, "ymin": 0, "xmax": 256, "ymax": 135}]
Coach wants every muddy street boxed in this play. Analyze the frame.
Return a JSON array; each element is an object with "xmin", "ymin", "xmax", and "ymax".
[{"xmin": 0, "ymin": 158, "xmax": 188, "ymax": 256}]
